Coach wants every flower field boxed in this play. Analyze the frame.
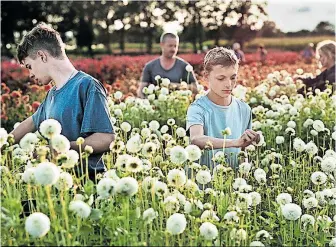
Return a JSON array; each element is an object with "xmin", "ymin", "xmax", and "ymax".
[{"xmin": 1, "ymin": 54, "xmax": 336, "ymax": 246}]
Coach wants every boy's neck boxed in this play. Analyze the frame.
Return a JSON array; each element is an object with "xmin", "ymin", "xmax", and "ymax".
[
  {"xmin": 207, "ymin": 90, "xmax": 232, "ymax": 106},
  {"xmin": 49, "ymin": 59, "xmax": 77, "ymax": 89}
]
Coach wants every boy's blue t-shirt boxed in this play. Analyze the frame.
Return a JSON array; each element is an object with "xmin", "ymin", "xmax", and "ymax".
[
  {"xmin": 186, "ymin": 94, "xmax": 252, "ymax": 169},
  {"xmin": 32, "ymin": 71, "xmax": 114, "ymax": 172}
]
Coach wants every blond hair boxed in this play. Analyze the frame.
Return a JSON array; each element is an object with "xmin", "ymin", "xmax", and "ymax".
[
  {"xmin": 203, "ymin": 47, "xmax": 239, "ymax": 73},
  {"xmin": 316, "ymin": 40, "xmax": 336, "ymax": 62}
]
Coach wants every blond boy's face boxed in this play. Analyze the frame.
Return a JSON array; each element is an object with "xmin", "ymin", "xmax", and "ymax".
[{"xmin": 205, "ymin": 65, "xmax": 238, "ymax": 98}]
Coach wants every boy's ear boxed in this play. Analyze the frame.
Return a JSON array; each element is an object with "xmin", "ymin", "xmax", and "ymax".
[
  {"xmin": 37, "ymin": 50, "xmax": 47, "ymax": 63},
  {"xmin": 203, "ymin": 70, "xmax": 209, "ymax": 80}
]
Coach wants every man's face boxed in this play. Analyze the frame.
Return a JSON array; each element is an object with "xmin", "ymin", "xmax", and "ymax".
[
  {"xmin": 23, "ymin": 53, "xmax": 52, "ymax": 85},
  {"xmin": 160, "ymin": 37, "xmax": 178, "ymax": 59},
  {"xmin": 205, "ymin": 65, "xmax": 238, "ymax": 99}
]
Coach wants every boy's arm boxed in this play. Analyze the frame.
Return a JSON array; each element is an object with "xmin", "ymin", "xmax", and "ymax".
[
  {"xmin": 189, "ymin": 125, "xmax": 255, "ymax": 149},
  {"xmin": 10, "ymin": 116, "xmax": 36, "ymax": 144},
  {"xmin": 190, "ymin": 125, "xmax": 244, "ymax": 149},
  {"xmin": 70, "ymin": 132, "xmax": 115, "ymax": 154}
]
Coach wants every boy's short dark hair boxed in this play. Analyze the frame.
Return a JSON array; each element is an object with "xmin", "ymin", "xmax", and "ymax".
[
  {"xmin": 160, "ymin": 32, "xmax": 179, "ymax": 43},
  {"xmin": 203, "ymin": 47, "xmax": 239, "ymax": 73},
  {"xmin": 17, "ymin": 22, "xmax": 64, "ymax": 64}
]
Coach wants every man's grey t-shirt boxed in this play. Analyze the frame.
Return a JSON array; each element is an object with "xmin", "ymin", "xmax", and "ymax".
[
  {"xmin": 141, "ymin": 57, "xmax": 196, "ymax": 85},
  {"xmin": 32, "ymin": 71, "xmax": 114, "ymax": 173}
]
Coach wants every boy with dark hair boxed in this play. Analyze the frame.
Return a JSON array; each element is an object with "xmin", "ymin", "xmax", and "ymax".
[{"xmin": 11, "ymin": 22, "xmax": 115, "ymax": 180}]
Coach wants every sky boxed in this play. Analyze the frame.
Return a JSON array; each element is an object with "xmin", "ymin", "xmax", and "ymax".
[{"xmin": 267, "ymin": 0, "xmax": 335, "ymax": 32}]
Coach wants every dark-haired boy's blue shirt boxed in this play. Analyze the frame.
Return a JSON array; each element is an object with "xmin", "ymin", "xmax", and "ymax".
[{"xmin": 32, "ymin": 71, "xmax": 114, "ymax": 173}]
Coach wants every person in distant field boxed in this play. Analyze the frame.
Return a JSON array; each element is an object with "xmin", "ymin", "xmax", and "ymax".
[
  {"xmin": 186, "ymin": 47, "xmax": 260, "ymax": 170},
  {"xmin": 137, "ymin": 32, "xmax": 198, "ymax": 98},
  {"xmin": 10, "ymin": 22, "xmax": 115, "ymax": 182},
  {"xmin": 232, "ymin": 42, "xmax": 246, "ymax": 64},
  {"xmin": 297, "ymin": 40, "xmax": 336, "ymax": 94},
  {"xmin": 258, "ymin": 44, "xmax": 268, "ymax": 65},
  {"xmin": 301, "ymin": 43, "xmax": 315, "ymax": 64}
]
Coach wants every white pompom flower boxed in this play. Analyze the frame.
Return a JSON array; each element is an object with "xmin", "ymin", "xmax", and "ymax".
[
  {"xmin": 305, "ymin": 141, "xmax": 318, "ymax": 156},
  {"xmin": 311, "ymin": 171, "xmax": 327, "ymax": 185},
  {"xmin": 22, "ymin": 167, "xmax": 36, "ymax": 184},
  {"xmin": 20, "ymin": 133, "xmax": 39, "ymax": 152},
  {"xmin": 125, "ymin": 156, "xmax": 143, "ymax": 173},
  {"xmin": 167, "ymin": 169, "xmax": 187, "ymax": 187},
  {"xmin": 281, "ymin": 203, "xmax": 302, "ymax": 220},
  {"xmin": 69, "ymin": 200, "xmax": 91, "ymax": 219},
  {"xmin": 51, "ymin": 134, "xmax": 70, "ymax": 153},
  {"xmin": 97, "ymin": 178, "xmax": 117, "ymax": 198},
  {"xmin": 233, "ymin": 178, "xmax": 247, "ymax": 190},
  {"xmin": 149, "ymin": 120, "xmax": 160, "ymax": 131},
  {"xmin": 39, "ymin": 119, "xmax": 62, "ymax": 139},
  {"xmin": 54, "ymin": 172, "xmax": 73, "ymax": 190},
  {"xmin": 126, "ymin": 134, "xmax": 142, "ymax": 153},
  {"xmin": 199, "ymin": 222, "xmax": 218, "ymax": 240},
  {"xmin": 61, "ymin": 150, "xmax": 79, "ymax": 169},
  {"xmin": 254, "ymin": 168, "xmax": 267, "ymax": 183},
  {"xmin": 301, "ymin": 214, "xmax": 315, "ymax": 227},
  {"xmin": 170, "ymin": 146, "xmax": 188, "ymax": 164},
  {"xmin": 276, "ymin": 193, "xmax": 292, "ymax": 205},
  {"xmin": 185, "ymin": 145, "xmax": 202, "ymax": 161},
  {"xmin": 143, "ymin": 208, "xmax": 158, "ymax": 224},
  {"xmin": 163, "ymin": 196, "xmax": 180, "ymax": 213},
  {"xmin": 116, "ymin": 177, "xmax": 138, "ymax": 196},
  {"xmin": 34, "ymin": 162, "xmax": 60, "ymax": 185},
  {"xmin": 25, "ymin": 212, "xmax": 50, "ymax": 238},
  {"xmin": 185, "ymin": 64, "xmax": 193, "ymax": 73},
  {"xmin": 249, "ymin": 192, "xmax": 262, "ymax": 206},
  {"xmin": 196, "ymin": 170, "xmax": 212, "ymax": 185},
  {"xmin": 200, "ymin": 210, "xmax": 220, "ymax": 222},
  {"xmin": 321, "ymin": 157, "xmax": 336, "ymax": 173},
  {"xmin": 176, "ymin": 127, "xmax": 186, "ymax": 137},
  {"xmin": 114, "ymin": 91, "xmax": 123, "ymax": 100},
  {"xmin": 166, "ymin": 213, "xmax": 187, "ymax": 235},
  {"xmin": 293, "ymin": 138, "xmax": 306, "ymax": 152},
  {"xmin": 313, "ymin": 120, "xmax": 325, "ymax": 132},
  {"xmin": 302, "ymin": 197, "xmax": 318, "ymax": 209},
  {"xmin": 276, "ymin": 136, "xmax": 285, "ymax": 145},
  {"xmin": 120, "ymin": 122, "xmax": 132, "ymax": 132},
  {"xmin": 0, "ymin": 128, "xmax": 8, "ymax": 148}
]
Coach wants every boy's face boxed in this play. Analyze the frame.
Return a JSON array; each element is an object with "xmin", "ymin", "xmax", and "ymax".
[
  {"xmin": 317, "ymin": 50, "xmax": 329, "ymax": 68},
  {"xmin": 23, "ymin": 52, "xmax": 52, "ymax": 85},
  {"xmin": 160, "ymin": 37, "xmax": 178, "ymax": 59},
  {"xmin": 205, "ymin": 65, "xmax": 238, "ymax": 98}
]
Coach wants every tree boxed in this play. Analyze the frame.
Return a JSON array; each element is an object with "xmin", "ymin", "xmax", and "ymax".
[
  {"xmin": 313, "ymin": 21, "xmax": 335, "ymax": 35},
  {"xmin": 258, "ymin": 21, "xmax": 284, "ymax": 37}
]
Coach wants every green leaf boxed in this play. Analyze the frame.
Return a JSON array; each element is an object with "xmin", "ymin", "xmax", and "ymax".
[
  {"xmin": 90, "ymin": 208, "xmax": 103, "ymax": 221},
  {"xmin": 83, "ymin": 180, "xmax": 95, "ymax": 195}
]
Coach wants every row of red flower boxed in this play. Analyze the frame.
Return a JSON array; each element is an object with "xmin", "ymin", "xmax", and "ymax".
[{"xmin": 1, "ymin": 51, "xmax": 299, "ymax": 91}]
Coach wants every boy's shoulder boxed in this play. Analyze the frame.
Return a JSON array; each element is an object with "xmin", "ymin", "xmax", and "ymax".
[
  {"xmin": 75, "ymin": 71, "xmax": 107, "ymax": 94},
  {"xmin": 188, "ymin": 95, "xmax": 209, "ymax": 111},
  {"xmin": 233, "ymin": 97, "xmax": 252, "ymax": 115},
  {"xmin": 235, "ymin": 97, "xmax": 251, "ymax": 108}
]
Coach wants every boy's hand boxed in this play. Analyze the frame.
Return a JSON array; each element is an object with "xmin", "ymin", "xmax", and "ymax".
[{"xmin": 236, "ymin": 130, "xmax": 260, "ymax": 148}]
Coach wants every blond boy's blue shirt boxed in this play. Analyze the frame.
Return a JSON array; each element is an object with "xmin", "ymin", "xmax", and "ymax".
[{"xmin": 186, "ymin": 94, "xmax": 252, "ymax": 169}]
